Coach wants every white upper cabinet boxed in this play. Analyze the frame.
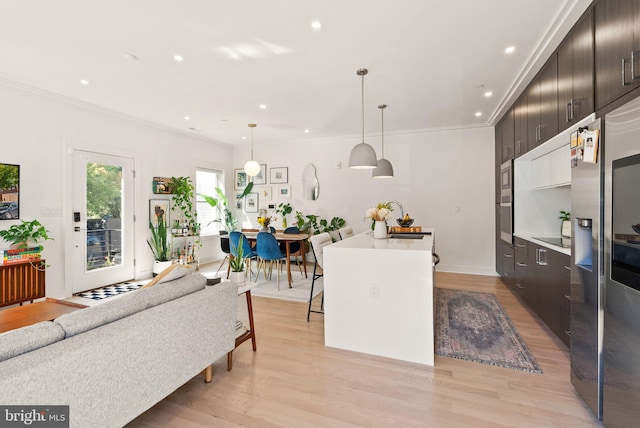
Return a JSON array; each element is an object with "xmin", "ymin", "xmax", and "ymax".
[{"xmin": 532, "ymin": 145, "xmax": 570, "ymax": 189}]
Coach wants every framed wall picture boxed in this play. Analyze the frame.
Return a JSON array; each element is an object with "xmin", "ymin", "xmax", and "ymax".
[
  {"xmin": 149, "ymin": 199, "xmax": 170, "ymax": 227},
  {"xmin": 253, "ymin": 164, "xmax": 267, "ymax": 185},
  {"xmin": 0, "ymin": 163, "xmax": 20, "ymax": 220},
  {"xmin": 278, "ymin": 185, "xmax": 291, "ymax": 198},
  {"xmin": 259, "ymin": 186, "xmax": 272, "ymax": 201},
  {"xmin": 270, "ymin": 167, "xmax": 288, "ymax": 184},
  {"xmin": 245, "ymin": 192, "xmax": 259, "ymax": 213},
  {"xmin": 234, "ymin": 169, "xmax": 248, "ymax": 190},
  {"xmin": 152, "ymin": 177, "xmax": 172, "ymax": 194}
]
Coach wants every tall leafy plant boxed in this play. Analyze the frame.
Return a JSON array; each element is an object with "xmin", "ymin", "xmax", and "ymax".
[
  {"xmin": 200, "ymin": 182, "xmax": 254, "ymax": 232},
  {"xmin": 229, "ymin": 234, "xmax": 245, "ymax": 272},
  {"xmin": 170, "ymin": 176, "xmax": 196, "ymax": 227},
  {"xmin": 147, "ymin": 219, "xmax": 170, "ymax": 261}
]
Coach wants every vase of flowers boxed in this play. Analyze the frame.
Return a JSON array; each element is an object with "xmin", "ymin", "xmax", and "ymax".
[
  {"xmin": 365, "ymin": 202, "xmax": 393, "ymax": 239},
  {"xmin": 257, "ymin": 209, "xmax": 273, "ymax": 233}
]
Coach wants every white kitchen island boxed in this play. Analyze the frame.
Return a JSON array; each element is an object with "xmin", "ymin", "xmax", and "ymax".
[{"xmin": 323, "ymin": 229, "xmax": 436, "ymax": 366}]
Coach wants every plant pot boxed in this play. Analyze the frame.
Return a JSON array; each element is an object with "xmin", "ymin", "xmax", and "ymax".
[
  {"xmin": 152, "ymin": 260, "xmax": 172, "ymax": 276},
  {"xmin": 230, "ymin": 270, "xmax": 246, "ymax": 285},
  {"xmin": 373, "ymin": 221, "xmax": 388, "ymax": 239},
  {"xmin": 561, "ymin": 220, "xmax": 571, "ymax": 238}
]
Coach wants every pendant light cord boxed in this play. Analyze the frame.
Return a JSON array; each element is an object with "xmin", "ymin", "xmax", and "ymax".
[
  {"xmin": 361, "ymin": 72, "xmax": 365, "ymax": 143},
  {"xmin": 250, "ymin": 126, "xmax": 254, "ymax": 160},
  {"xmin": 381, "ymin": 107, "xmax": 384, "ymax": 158}
]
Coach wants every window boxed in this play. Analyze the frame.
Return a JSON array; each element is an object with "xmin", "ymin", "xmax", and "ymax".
[{"xmin": 196, "ymin": 168, "xmax": 224, "ymax": 236}]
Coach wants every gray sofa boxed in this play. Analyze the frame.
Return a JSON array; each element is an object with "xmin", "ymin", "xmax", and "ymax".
[{"xmin": 0, "ymin": 272, "xmax": 237, "ymax": 428}]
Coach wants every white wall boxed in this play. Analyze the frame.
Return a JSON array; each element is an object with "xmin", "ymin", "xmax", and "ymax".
[
  {"xmin": 0, "ymin": 81, "xmax": 233, "ymax": 299},
  {"xmin": 234, "ymin": 126, "xmax": 496, "ymax": 275}
]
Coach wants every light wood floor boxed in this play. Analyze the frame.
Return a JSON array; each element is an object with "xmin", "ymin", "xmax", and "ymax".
[{"xmin": 126, "ymin": 272, "xmax": 602, "ymax": 427}]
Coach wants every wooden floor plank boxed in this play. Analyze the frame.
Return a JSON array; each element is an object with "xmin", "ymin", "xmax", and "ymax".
[{"xmin": 126, "ymin": 272, "xmax": 602, "ymax": 427}]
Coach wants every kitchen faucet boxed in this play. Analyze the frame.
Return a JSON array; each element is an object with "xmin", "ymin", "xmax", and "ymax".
[{"xmin": 390, "ymin": 200, "xmax": 404, "ymax": 219}]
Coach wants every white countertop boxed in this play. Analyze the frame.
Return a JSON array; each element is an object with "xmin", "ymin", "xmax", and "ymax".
[
  {"xmin": 329, "ymin": 229, "xmax": 434, "ymax": 252},
  {"xmin": 514, "ymin": 233, "xmax": 571, "ymax": 256}
]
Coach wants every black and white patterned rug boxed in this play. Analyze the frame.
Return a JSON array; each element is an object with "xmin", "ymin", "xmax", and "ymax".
[{"xmin": 75, "ymin": 282, "xmax": 144, "ymax": 300}]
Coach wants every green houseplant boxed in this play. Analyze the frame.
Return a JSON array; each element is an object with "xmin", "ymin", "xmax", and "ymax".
[
  {"xmin": 200, "ymin": 182, "xmax": 254, "ymax": 232},
  {"xmin": 169, "ymin": 176, "xmax": 198, "ymax": 233},
  {"xmin": 559, "ymin": 210, "xmax": 571, "ymax": 238},
  {"xmin": 147, "ymin": 218, "xmax": 171, "ymax": 275},
  {"xmin": 228, "ymin": 234, "xmax": 246, "ymax": 284},
  {"xmin": 276, "ymin": 202, "xmax": 293, "ymax": 228},
  {"xmin": 0, "ymin": 219, "xmax": 52, "ymax": 249}
]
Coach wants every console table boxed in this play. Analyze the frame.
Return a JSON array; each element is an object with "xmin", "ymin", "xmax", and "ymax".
[
  {"xmin": 0, "ymin": 298, "xmax": 87, "ymax": 333},
  {"xmin": 0, "ymin": 260, "xmax": 46, "ymax": 307}
]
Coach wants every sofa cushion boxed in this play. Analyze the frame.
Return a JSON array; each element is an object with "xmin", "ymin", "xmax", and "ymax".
[
  {"xmin": 0, "ymin": 321, "xmax": 65, "ymax": 362},
  {"xmin": 140, "ymin": 263, "xmax": 192, "ymax": 289},
  {"xmin": 55, "ymin": 272, "xmax": 206, "ymax": 338}
]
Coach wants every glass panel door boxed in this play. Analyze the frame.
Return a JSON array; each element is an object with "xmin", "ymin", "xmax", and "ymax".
[{"xmin": 72, "ymin": 150, "xmax": 134, "ymax": 293}]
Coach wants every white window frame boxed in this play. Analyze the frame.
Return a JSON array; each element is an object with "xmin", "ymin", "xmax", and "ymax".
[{"xmin": 196, "ymin": 168, "xmax": 225, "ymax": 236}]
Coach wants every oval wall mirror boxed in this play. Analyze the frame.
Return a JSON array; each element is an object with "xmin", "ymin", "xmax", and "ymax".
[{"xmin": 302, "ymin": 163, "xmax": 319, "ymax": 200}]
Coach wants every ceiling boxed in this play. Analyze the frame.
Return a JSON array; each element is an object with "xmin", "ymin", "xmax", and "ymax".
[{"xmin": 0, "ymin": 0, "xmax": 592, "ymax": 147}]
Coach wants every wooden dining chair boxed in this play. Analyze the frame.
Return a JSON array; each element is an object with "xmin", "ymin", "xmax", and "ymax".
[{"xmin": 308, "ymin": 232, "xmax": 332, "ymax": 321}]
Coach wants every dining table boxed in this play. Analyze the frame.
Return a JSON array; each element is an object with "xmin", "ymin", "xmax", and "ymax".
[{"xmin": 241, "ymin": 230, "xmax": 311, "ymax": 287}]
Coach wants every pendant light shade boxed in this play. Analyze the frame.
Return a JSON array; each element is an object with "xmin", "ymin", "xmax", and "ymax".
[
  {"xmin": 373, "ymin": 104, "xmax": 394, "ymax": 178},
  {"xmin": 349, "ymin": 68, "xmax": 378, "ymax": 169},
  {"xmin": 244, "ymin": 123, "xmax": 261, "ymax": 177}
]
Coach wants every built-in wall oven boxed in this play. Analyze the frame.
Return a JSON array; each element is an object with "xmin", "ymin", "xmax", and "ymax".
[{"xmin": 500, "ymin": 160, "xmax": 513, "ymax": 243}]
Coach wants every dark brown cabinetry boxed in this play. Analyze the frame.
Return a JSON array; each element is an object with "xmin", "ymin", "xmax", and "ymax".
[
  {"xmin": 558, "ymin": 9, "xmax": 594, "ymax": 131},
  {"xmin": 513, "ymin": 237, "xmax": 529, "ymax": 299},
  {"xmin": 513, "ymin": 95, "xmax": 528, "ymax": 157},
  {"xmin": 501, "ymin": 109, "xmax": 515, "ymax": 162},
  {"xmin": 595, "ymin": 0, "xmax": 640, "ymax": 110},
  {"xmin": 527, "ymin": 54, "xmax": 559, "ymax": 149},
  {"xmin": 525, "ymin": 242, "xmax": 570, "ymax": 346},
  {"xmin": 500, "ymin": 241, "xmax": 515, "ymax": 286}
]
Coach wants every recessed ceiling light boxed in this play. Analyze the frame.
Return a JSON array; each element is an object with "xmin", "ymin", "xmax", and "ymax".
[
  {"xmin": 80, "ymin": 79, "xmax": 89, "ymax": 86},
  {"xmin": 174, "ymin": 55, "xmax": 184, "ymax": 62},
  {"xmin": 184, "ymin": 116, "xmax": 190, "ymax": 121},
  {"xmin": 475, "ymin": 112, "xmax": 482, "ymax": 117},
  {"xmin": 484, "ymin": 91, "xmax": 493, "ymax": 97},
  {"xmin": 504, "ymin": 46, "xmax": 515, "ymax": 54},
  {"xmin": 259, "ymin": 104, "xmax": 267, "ymax": 110},
  {"xmin": 311, "ymin": 20, "xmax": 322, "ymax": 30},
  {"xmin": 304, "ymin": 129, "xmax": 310, "ymax": 133}
]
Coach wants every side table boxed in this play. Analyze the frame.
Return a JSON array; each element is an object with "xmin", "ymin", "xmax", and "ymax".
[{"xmin": 227, "ymin": 282, "xmax": 256, "ymax": 370}]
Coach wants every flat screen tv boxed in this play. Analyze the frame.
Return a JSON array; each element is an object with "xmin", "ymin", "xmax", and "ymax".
[{"xmin": 0, "ymin": 163, "xmax": 19, "ymax": 220}]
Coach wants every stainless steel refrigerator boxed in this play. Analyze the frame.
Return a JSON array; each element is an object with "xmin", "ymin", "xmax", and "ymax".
[
  {"xmin": 570, "ymin": 118, "xmax": 604, "ymax": 420},
  {"xmin": 602, "ymin": 95, "xmax": 640, "ymax": 428}
]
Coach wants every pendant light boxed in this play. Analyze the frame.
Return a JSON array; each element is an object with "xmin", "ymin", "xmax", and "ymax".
[
  {"xmin": 348, "ymin": 68, "xmax": 378, "ymax": 169},
  {"xmin": 372, "ymin": 104, "xmax": 394, "ymax": 178},
  {"xmin": 244, "ymin": 123, "xmax": 261, "ymax": 177}
]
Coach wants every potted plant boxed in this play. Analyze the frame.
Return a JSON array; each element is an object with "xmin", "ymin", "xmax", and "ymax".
[
  {"xmin": 559, "ymin": 210, "xmax": 571, "ymax": 238},
  {"xmin": 0, "ymin": 219, "xmax": 53, "ymax": 269},
  {"xmin": 0, "ymin": 219, "xmax": 52, "ymax": 249},
  {"xmin": 169, "ymin": 176, "xmax": 198, "ymax": 234},
  {"xmin": 229, "ymin": 234, "xmax": 246, "ymax": 284},
  {"xmin": 199, "ymin": 182, "xmax": 253, "ymax": 232},
  {"xmin": 276, "ymin": 202, "xmax": 293, "ymax": 228},
  {"xmin": 147, "ymin": 218, "xmax": 171, "ymax": 276}
]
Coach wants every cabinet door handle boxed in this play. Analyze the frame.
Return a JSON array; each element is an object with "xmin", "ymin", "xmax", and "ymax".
[
  {"xmin": 504, "ymin": 253, "xmax": 513, "ymax": 258},
  {"xmin": 515, "ymin": 140, "xmax": 520, "ymax": 154},
  {"xmin": 565, "ymin": 330, "xmax": 572, "ymax": 337},
  {"xmin": 516, "ymin": 243, "xmax": 526, "ymax": 248},
  {"xmin": 564, "ymin": 265, "xmax": 571, "ymax": 271},
  {"xmin": 538, "ymin": 248, "xmax": 548, "ymax": 265},
  {"xmin": 623, "ymin": 57, "xmax": 633, "ymax": 86},
  {"xmin": 569, "ymin": 99, "xmax": 575, "ymax": 121},
  {"xmin": 566, "ymin": 101, "xmax": 573, "ymax": 123},
  {"xmin": 516, "ymin": 284, "xmax": 525, "ymax": 289},
  {"xmin": 516, "ymin": 262, "xmax": 527, "ymax": 267},
  {"xmin": 564, "ymin": 294, "xmax": 572, "ymax": 301}
]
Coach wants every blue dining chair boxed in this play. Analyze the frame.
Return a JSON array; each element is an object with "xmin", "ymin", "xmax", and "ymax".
[
  {"xmin": 229, "ymin": 231, "xmax": 258, "ymax": 281},
  {"xmin": 256, "ymin": 231, "xmax": 287, "ymax": 289}
]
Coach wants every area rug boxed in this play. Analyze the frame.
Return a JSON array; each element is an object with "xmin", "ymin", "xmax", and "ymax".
[
  {"xmin": 246, "ymin": 274, "xmax": 322, "ymax": 303},
  {"xmin": 435, "ymin": 288, "xmax": 542, "ymax": 374},
  {"xmin": 75, "ymin": 281, "xmax": 144, "ymax": 300}
]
